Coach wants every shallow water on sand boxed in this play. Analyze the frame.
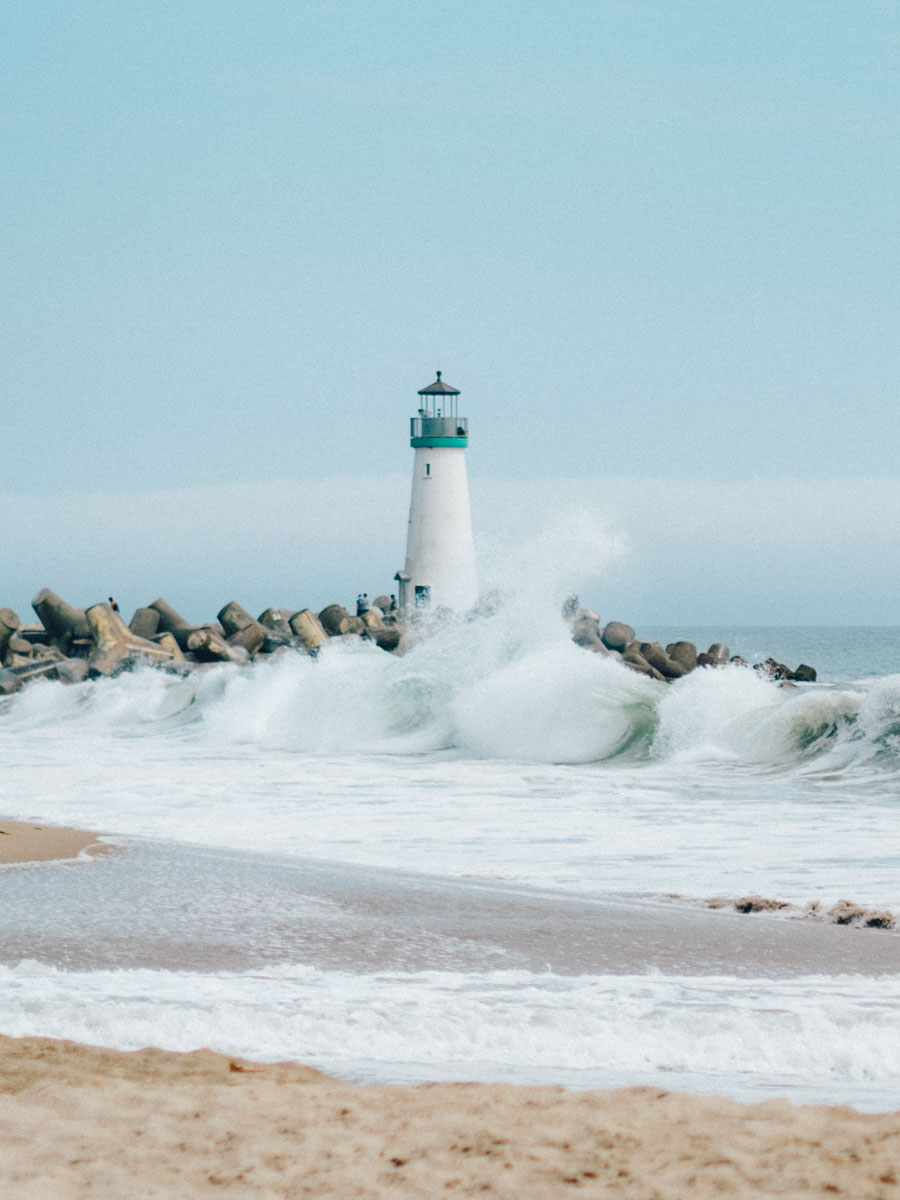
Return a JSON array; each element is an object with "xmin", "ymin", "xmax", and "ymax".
[{"xmin": 1, "ymin": 617, "xmax": 899, "ymax": 1108}]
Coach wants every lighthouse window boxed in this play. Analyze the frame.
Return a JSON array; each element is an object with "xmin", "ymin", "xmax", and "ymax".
[{"xmin": 425, "ymin": 463, "xmax": 431, "ymax": 477}]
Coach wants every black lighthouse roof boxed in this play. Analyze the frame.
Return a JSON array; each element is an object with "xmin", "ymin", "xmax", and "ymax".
[{"xmin": 417, "ymin": 371, "xmax": 460, "ymax": 397}]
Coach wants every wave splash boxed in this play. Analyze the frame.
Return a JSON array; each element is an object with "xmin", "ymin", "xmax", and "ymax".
[
  {"xmin": 5, "ymin": 960, "xmax": 900, "ymax": 1103},
  {"xmin": 2, "ymin": 605, "xmax": 900, "ymax": 781},
  {"xmin": 1, "ymin": 505, "xmax": 898, "ymax": 776}
]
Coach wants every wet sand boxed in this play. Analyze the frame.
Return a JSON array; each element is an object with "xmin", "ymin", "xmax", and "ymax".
[
  {"xmin": 0, "ymin": 819, "xmax": 105, "ymax": 865},
  {"xmin": 1, "ymin": 1036, "xmax": 898, "ymax": 1198},
  {"xmin": 1, "ymin": 838, "xmax": 897, "ymax": 977}
]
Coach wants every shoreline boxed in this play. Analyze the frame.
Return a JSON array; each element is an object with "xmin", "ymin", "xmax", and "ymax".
[
  {"xmin": 1, "ymin": 834, "xmax": 898, "ymax": 977},
  {"xmin": 0, "ymin": 1035, "xmax": 897, "ymax": 1197},
  {"xmin": 3, "ymin": 836, "xmax": 899, "ymax": 1133},
  {"xmin": 0, "ymin": 819, "xmax": 105, "ymax": 866},
  {"xmin": 2, "ymin": 836, "xmax": 899, "ymax": 977}
]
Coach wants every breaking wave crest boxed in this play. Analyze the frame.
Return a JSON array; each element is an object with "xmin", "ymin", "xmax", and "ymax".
[{"xmin": 1, "ymin": 598, "xmax": 899, "ymax": 781}]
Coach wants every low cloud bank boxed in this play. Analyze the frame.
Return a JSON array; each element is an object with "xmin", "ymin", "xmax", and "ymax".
[
  {"xmin": 1, "ymin": 475, "xmax": 898, "ymax": 625},
  {"xmin": 477, "ymin": 476, "xmax": 900, "ymax": 625}
]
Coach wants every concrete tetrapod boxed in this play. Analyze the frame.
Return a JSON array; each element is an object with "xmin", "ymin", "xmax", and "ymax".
[
  {"xmin": 147, "ymin": 598, "xmax": 214, "ymax": 651},
  {"xmin": 570, "ymin": 610, "xmax": 607, "ymax": 653},
  {"xmin": 288, "ymin": 610, "xmax": 328, "ymax": 652},
  {"xmin": 258, "ymin": 608, "xmax": 294, "ymax": 639},
  {"xmin": 129, "ymin": 607, "xmax": 161, "ymax": 640},
  {"xmin": 5, "ymin": 634, "xmax": 34, "ymax": 664},
  {"xmin": 185, "ymin": 628, "xmax": 248, "ymax": 664},
  {"xmin": 601, "ymin": 621, "xmax": 635, "ymax": 653},
  {"xmin": 151, "ymin": 632, "xmax": 185, "ymax": 660},
  {"xmin": 358, "ymin": 608, "xmax": 402, "ymax": 651},
  {"xmin": 0, "ymin": 660, "xmax": 66, "ymax": 693},
  {"xmin": 228, "ymin": 623, "xmax": 265, "ymax": 657},
  {"xmin": 371, "ymin": 626, "xmax": 401, "ymax": 651},
  {"xmin": 0, "ymin": 609, "xmax": 21, "ymax": 664},
  {"xmin": 318, "ymin": 604, "xmax": 354, "ymax": 636},
  {"xmin": 218, "ymin": 602, "xmax": 266, "ymax": 656},
  {"xmin": 32, "ymin": 589, "xmax": 91, "ymax": 646},
  {"xmin": 85, "ymin": 603, "xmax": 178, "ymax": 677},
  {"xmin": 639, "ymin": 642, "xmax": 689, "ymax": 679},
  {"xmin": 666, "ymin": 641, "xmax": 698, "ymax": 672},
  {"xmin": 217, "ymin": 601, "xmax": 257, "ymax": 637}
]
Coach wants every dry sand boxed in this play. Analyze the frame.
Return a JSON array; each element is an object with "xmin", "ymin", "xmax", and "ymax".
[
  {"xmin": 0, "ymin": 1037, "xmax": 898, "ymax": 1198},
  {"xmin": 0, "ymin": 819, "xmax": 105, "ymax": 865}
]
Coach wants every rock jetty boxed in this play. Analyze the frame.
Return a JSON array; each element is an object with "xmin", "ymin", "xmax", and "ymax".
[
  {"xmin": 564, "ymin": 603, "xmax": 817, "ymax": 685},
  {"xmin": 0, "ymin": 588, "xmax": 817, "ymax": 696},
  {"xmin": 0, "ymin": 589, "xmax": 405, "ymax": 695}
]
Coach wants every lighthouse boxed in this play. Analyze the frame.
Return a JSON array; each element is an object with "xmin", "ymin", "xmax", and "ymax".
[{"xmin": 396, "ymin": 372, "xmax": 478, "ymax": 614}]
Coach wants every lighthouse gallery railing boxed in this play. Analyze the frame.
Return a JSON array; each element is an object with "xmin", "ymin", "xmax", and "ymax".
[{"xmin": 410, "ymin": 416, "xmax": 468, "ymax": 439}]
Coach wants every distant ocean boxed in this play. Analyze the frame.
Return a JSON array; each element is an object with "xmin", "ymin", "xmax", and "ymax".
[{"xmin": 1, "ymin": 611, "xmax": 899, "ymax": 1110}]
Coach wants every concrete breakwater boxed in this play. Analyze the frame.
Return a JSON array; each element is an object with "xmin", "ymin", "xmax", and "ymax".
[
  {"xmin": 0, "ymin": 590, "xmax": 816, "ymax": 696},
  {"xmin": 0, "ymin": 590, "xmax": 403, "ymax": 695},
  {"xmin": 565, "ymin": 606, "xmax": 817, "ymax": 684}
]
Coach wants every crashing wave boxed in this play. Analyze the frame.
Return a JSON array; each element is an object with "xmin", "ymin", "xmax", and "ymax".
[{"xmin": 2, "ymin": 606, "xmax": 900, "ymax": 778}]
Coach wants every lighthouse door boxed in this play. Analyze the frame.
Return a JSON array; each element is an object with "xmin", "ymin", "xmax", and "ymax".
[{"xmin": 414, "ymin": 585, "xmax": 432, "ymax": 609}]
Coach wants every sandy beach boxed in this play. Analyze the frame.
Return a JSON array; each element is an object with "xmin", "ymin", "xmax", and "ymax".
[
  {"xmin": 0, "ymin": 820, "xmax": 105, "ymax": 865},
  {"xmin": 2, "ymin": 825, "xmax": 899, "ymax": 1196},
  {"xmin": 0, "ymin": 1035, "xmax": 897, "ymax": 1198}
]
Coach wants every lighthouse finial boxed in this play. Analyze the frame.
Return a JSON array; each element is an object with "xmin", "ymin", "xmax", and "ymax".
[{"xmin": 436, "ymin": 370, "xmax": 441, "ymax": 381}]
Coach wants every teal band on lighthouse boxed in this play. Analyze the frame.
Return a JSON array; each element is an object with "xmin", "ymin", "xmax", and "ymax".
[
  {"xmin": 397, "ymin": 372, "xmax": 479, "ymax": 614},
  {"xmin": 411, "ymin": 436, "xmax": 468, "ymax": 448}
]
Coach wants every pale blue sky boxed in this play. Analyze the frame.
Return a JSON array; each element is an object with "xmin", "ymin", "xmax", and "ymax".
[{"xmin": 1, "ymin": 2, "xmax": 898, "ymax": 623}]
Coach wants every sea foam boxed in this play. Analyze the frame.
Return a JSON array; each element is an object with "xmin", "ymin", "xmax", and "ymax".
[{"xmin": 3, "ymin": 960, "xmax": 899, "ymax": 1106}]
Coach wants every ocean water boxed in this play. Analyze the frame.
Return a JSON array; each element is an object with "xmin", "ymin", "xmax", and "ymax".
[{"xmin": 1, "ymin": 602, "xmax": 899, "ymax": 1111}]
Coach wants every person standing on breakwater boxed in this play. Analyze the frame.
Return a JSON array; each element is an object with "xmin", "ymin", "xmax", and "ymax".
[{"xmin": 357, "ymin": 594, "xmax": 370, "ymax": 616}]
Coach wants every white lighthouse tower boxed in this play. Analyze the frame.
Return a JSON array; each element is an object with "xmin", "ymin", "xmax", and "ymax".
[{"xmin": 396, "ymin": 372, "xmax": 478, "ymax": 614}]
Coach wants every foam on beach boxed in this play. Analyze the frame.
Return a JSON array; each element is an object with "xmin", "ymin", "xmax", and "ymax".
[{"xmin": 3, "ymin": 961, "xmax": 900, "ymax": 1109}]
